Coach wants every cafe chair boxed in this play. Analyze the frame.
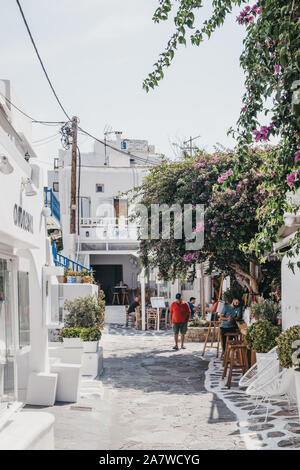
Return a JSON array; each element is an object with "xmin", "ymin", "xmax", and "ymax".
[
  {"xmin": 147, "ymin": 308, "xmax": 157, "ymax": 330},
  {"xmin": 135, "ymin": 306, "xmax": 142, "ymax": 330},
  {"xmin": 125, "ymin": 305, "xmax": 135, "ymax": 328},
  {"xmin": 239, "ymin": 346, "xmax": 278, "ymax": 389},
  {"xmin": 246, "ymin": 364, "xmax": 296, "ymax": 422}
]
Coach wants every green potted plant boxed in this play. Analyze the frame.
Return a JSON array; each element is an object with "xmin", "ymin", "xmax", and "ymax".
[
  {"xmin": 64, "ymin": 295, "xmax": 99, "ymax": 329},
  {"xmin": 60, "ymin": 327, "xmax": 83, "ymax": 348},
  {"xmin": 250, "ymin": 299, "xmax": 280, "ymax": 326},
  {"xmin": 80, "ymin": 327, "xmax": 102, "ymax": 352},
  {"xmin": 245, "ymin": 320, "xmax": 281, "ymax": 369},
  {"xmin": 276, "ymin": 325, "xmax": 300, "ymax": 421}
]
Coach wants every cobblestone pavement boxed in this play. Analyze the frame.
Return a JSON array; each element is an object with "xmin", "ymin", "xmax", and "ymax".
[
  {"xmin": 36, "ymin": 323, "xmax": 245, "ymax": 450},
  {"xmin": 204, "ymin": 352, "xmax": 300, "ymax": 450}
]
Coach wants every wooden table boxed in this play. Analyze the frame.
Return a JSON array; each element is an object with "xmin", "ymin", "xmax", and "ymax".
[{"xmin": 237, "ymin": 322, "xmax": 256, "ymax": 367}]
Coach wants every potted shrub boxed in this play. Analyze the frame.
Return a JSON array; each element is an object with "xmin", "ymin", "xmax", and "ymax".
[
  {"xmin": 80, "ymin": 327, "xmax": 102, "ymax": 352},
  {"xmin": 276, "ymin": 325, "xmax": 300, "ymax": 421},
  {"xmin": 250, "ymin": 299, "xmax": 280, "ymax": 326},
  {"xmin": 82, "ymin": 275, "xmax": 94, "ymax": 284},
  {"xmin": 60, "ymin": 327, "xmax": 83, "ymax": 348},
  {"xmin": 64, "ymin": 295, "xmax": 99, "ymax": 328},
  {"xmin": 245, "ymin": 320, "xmax": 281, "ymax": 369}
]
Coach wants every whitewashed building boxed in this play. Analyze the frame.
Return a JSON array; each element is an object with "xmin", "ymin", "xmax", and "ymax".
[
  {"xmin": 48, "ymin": 131, "xmax": 163, "ymax": 304},
  {"xmin": 0, "ymin": 80, "xmax": 63, "ymax": 448},
  {"xmin": 274, "ymin": 189, "xmax": 300, "ymax": 330}
]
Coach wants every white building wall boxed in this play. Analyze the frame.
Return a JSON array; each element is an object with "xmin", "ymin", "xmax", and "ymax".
[
  {"xmin": 0, "ymin": 79, "xmax": 58, "ymax": 407},
  {"xmin": 281, "ymin": 253, "xmax": 300, "ymax": 330}
]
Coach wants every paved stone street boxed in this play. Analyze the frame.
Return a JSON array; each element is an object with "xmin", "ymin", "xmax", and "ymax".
[{"xmin": 28, "ymin": 307, "xmax": 245, "ymax": 450}]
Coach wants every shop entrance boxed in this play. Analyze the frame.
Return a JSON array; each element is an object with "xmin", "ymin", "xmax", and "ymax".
[{"xmin": 91, "ymin": 264, "xmax": 123, "ymax": 304}]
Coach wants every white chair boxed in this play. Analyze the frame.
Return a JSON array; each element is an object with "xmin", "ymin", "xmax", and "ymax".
[
  {"xmin": 239, "ymin": 346, "xmax": 278, "ymax": 388},
  {"xmin": 245, "ymin": 364, "xmax": 296, "ymax": 422}
]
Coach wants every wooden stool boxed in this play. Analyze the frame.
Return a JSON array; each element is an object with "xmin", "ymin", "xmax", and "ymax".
[
  {"xmin": 112, "ymin": 291, "xmax": 120, "ymax": 305},
  {"xmin": 222, "ymin": 332, "xmax": 241, "ymax": 365},
  {"xmin": 222, "ymin": 335, "xmax": 241, "ymax": 378},
  {"xmin": 225, "ymin": 344, "xmax": 249, "ymax": 389},
  {"xmin": 202, "ymin": 321, "xmax": 221, "ymax": 358},
  {"xmin": 122, "ymin": 290, "xmax": 129, "ymax": 305},
  {"xmin": 135, "ymin": 307, "xmax": 142, "ymax": 330}
]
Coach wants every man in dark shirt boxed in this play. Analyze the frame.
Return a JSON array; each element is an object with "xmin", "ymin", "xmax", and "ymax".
[
  {"xmin": 128, "ymin": 296, "xmax": 140, "ymax": 314},
  {"xmin": 220, "ymin": 298, "xmax": 241, "ymax": 351}
]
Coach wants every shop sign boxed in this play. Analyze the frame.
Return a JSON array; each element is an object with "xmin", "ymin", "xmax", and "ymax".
[{"xmin": 13, "ymin": 204, "xmax": 33, "ymax": 234}]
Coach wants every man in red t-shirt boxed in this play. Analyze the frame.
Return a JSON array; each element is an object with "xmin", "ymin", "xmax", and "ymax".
[{"xmin": 170, "ymin": 293, "xmax": 191, "ymax": 350}]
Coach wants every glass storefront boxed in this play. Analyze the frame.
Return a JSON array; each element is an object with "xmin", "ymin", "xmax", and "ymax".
[{"xmin": 0, "ymin": 258, "xmax": 15, "ymax": 409}]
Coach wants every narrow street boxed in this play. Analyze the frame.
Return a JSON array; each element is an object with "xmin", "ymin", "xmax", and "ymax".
[{"xmin": 36, "ymin": 309, "xmax": 245, "ymax": 450}]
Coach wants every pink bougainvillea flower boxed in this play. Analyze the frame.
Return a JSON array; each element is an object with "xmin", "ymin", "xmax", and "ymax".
[
  {"xmin": 274, "ymin": 64, "xmax": 280, "ymax": 74},
  {"xmin": 295, "ymin": 151, "xmax": 300, "ymax": 162},
  {"xmin": 287, "ymin": 173, "xmax": 295, "ymax": 188}
]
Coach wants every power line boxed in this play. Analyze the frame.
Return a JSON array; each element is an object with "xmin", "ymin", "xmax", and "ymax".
[
  {"xmin": 12, "ymin": 3, "xmax": 161, "ymax": 165},
  {"xmin": 0, "ymin": 90, "xmax": 64, "ymax": 125},
  {"xmin": 33, "ymin": 132, "xmax": 60, "ymax": 143},
  {"xmin": 16, "ymin": 0, "xmax": 71, "ymax": 121}
]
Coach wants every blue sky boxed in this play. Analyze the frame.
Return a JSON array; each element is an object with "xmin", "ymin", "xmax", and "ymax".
[{"xmin": 1, "ymin": 0, "xmax": 246, "ymax": 167}]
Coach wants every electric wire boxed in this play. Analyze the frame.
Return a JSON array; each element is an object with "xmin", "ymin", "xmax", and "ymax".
[
  {"xmin": 33, "ymin": 132, "xmax": 60, "ymax": 144},
  {"xmin": 16, "ymin": 0, "xmax": 71, "ymax": 121},
  {"xmin": 0, "ymin": 90, "xmax": 64, "ymax": 125}
]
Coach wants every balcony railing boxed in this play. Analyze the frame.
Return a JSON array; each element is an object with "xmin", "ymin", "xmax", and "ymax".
[
  {"xmin": 44, "ymin": 188, "xmax": 60, "ymax": 224},
  {"xmin": 51, "ymin": 242, "xmax": 92, "ymax": 272},
  {"xmin": 80, "ymin": 217, "xmax": 139, "ymax": 241}
]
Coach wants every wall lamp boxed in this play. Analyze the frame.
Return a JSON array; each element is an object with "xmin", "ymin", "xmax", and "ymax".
[
  {"xmin": 0, "ymin": 155, "xmax": 14, "ymax": 174},
  {"xmin": 22, "ymin": 177, "xmax": 37, "ymax": 196}
]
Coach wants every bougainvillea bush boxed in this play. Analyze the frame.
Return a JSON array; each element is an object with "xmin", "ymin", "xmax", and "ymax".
[
  {"xmin": 143, "ymin": 0, "xmax": 300, "ymax": 266},
  {"xmin": 131, "ymin": 149, "xmax": 279, "ymax": 294}
]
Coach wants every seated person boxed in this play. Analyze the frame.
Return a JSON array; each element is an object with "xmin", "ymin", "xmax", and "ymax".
[
  {"xmin": 128, "ymin": 296, "xmax": 140, "ymax": 314},
  {"xmin": 219, "ymin": 298, "xmax": 241, "ymax": 351},
  {"xmin": 187, "ymin": 297, "xmax": 197, "ymax": 319}
]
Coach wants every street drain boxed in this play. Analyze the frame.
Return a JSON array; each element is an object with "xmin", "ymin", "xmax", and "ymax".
[{"xmin": 69, "ymin": 405, "xmax": 93, "ymax": 412}]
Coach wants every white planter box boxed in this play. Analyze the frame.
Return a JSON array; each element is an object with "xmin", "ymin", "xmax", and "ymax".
[
  {"xmin": 294, "ymin": 369, "xmax": 300, "ymax": 422},
  {"xmin": 63, "ymin": 337, "xmax": 82, "ymax": 348},
  {"xmin": 81, "ymin": 346, "xmax": 103, "ymax": 377},
  {"xmin": 83, "ymin": 341, "xmax": 98, "ymax": 353}
]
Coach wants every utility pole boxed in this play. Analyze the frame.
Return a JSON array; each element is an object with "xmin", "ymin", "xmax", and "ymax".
[{"xmin": 70, "ymin": 116, "xmax": 78, "ymax": 236}]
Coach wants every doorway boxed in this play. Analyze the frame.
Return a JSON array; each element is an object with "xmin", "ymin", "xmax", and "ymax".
[{"xmin": 91, "ymin": 264, "xmax": 123, "ymax": 304}]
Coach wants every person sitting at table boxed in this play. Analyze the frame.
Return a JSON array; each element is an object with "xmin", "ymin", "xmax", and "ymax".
[
  {"xmin": 187, "ymin": 297, "xmax": 197, "ymax": 319},
  {"xmin": 219, "ymin": 298, "xmax": 241, "ymax": 351},
  {"xmin": 128, "ymin": 296, "xmax": 140, "ymax": 314}
]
